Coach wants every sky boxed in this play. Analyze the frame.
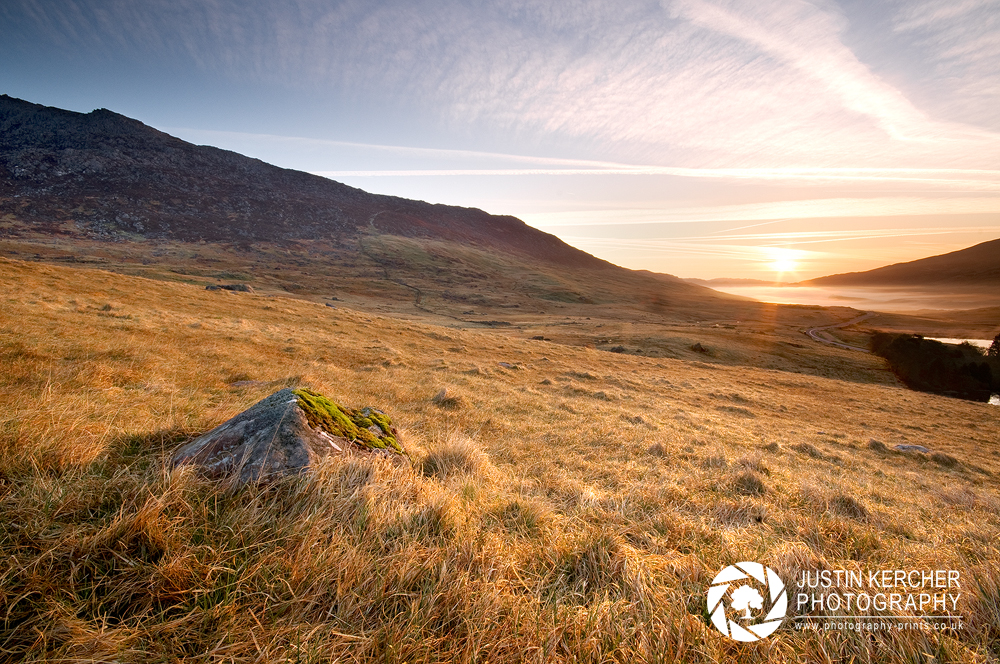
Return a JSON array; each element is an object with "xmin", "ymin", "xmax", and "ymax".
[{"xmin": 2, "ymin": 0, "xmax": 999, "ymax": 280}]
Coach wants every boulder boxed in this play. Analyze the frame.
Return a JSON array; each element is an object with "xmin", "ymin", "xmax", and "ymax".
[
  {"xmin": 431, "ymin": 388, "xmax": 463, "ymax": 408},
  {"xmin": 171, "ymin": 388, "xmax": 404, "ymax": 485}
]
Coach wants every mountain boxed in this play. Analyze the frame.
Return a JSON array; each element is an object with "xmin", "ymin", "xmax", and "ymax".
[
  {"xmin": 0, "ymin": 94, "xmax": 605, "ymax": 269},
  {"xmin": 0, "ymin": 94, "xmax": 762, "ymax": 325},
  {"xmin": 803, "ymin": 239, "xmax": 1000, "ymax": 287}
]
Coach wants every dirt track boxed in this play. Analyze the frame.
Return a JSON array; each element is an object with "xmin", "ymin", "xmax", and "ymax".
[{"xmin": 805, "ymin": 312, "xmax": 876, "ymax": 352}]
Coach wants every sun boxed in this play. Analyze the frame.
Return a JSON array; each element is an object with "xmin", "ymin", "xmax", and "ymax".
[
  {"xmin": 764, "ymin": 247, "xmax": 798, "ymax": 275},
  {"xmin": 770, "ymin": 257, "xmax": 797, "ymax": 272}
]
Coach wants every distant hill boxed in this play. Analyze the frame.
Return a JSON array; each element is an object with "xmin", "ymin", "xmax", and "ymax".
[
  {"xmin": 685, "ymin": 277, "xmax": 787, "ymax": 287},
  {"xmin": 0, "ymin": 95, "xmax": 607, "ymax": 270},
  {"xmin": 804, "ymin": 239, "xmax": 1000, "ymax": 287}
]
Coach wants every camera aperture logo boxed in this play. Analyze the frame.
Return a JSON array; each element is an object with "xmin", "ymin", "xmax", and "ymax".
[{"xmin": 707, "ymin": 562, "xmax": 787, "ymax": 642}]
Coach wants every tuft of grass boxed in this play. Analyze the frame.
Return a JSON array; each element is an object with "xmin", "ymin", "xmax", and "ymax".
[
  {"xmin": 792, "ymin": 442, "xmax": 825, "ymax": 458},
  {"xmin": 495, "ymin": 497, "xmax": 551, "ymax": 537},
  {"xmin": 867, "ymin": 438, "xmax": 888, "ymax": 453},
  {"xmin": 931, "ymin": 451, "xmax": 959, "ymax": 467},
  {"xmin": 737, "ymin": 454, "xmax": 771, "ymax": 476},
  {"xmin": 646, "ymin": 441, "xmax": 668, "ymax": 456},
  {"xmin": 731, "ymin": 470, "xmax": 767, "ymax": 496},
  {"xmin": 700, "ymin": 453, "xmax": 728, "ymax": 469},
  {"xmin": 829, "ymin": 493, "xmax": 869, "ymax": 520},
  {"xmin": 421, "ymin": 434, "xmax": 488, "ymax": 479}
]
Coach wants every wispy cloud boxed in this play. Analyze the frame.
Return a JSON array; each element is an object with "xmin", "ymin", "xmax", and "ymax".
[
  {"xmin": 557, "ymin": 224, "xmax": 1000, "ymax": 276},
  {"xmin": 10, "ymin": 0, "xmax": 1000, "ymax": 169},
  {"xmin": 686, "ymin": 226, "xmax": 1000, "ymax": 245},
  {"xmin": 5, "ymin": 0, "xmax": 998, "ymax": 278},
  {"xmin": 176, "ymin": 129, "xmax": 1000, "ymax": 189},
  {"xmin": 524, "ymin": 197, "xmax": 1000, "ymax": 227},
  {"xmin": 169, "ymin": 127, "xmax": 633, "ymax": 169},
  {"xmin": 889, "ymin": 0, "xmax": 1000, "ymax": 130},
  {"xmin": 313, "ymin": 167, "xmax": 1000, "ymax": 192}
]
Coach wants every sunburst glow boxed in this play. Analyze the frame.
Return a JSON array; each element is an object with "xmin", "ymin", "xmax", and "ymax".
[{"xmin": 765, "ymin": 247, "xmax": 799, "ymax": 275}]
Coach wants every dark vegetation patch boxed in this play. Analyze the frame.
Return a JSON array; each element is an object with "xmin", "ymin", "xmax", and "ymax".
[
  {"xmin": 732, "ymin": 471, "xmax": 766, "ymax": 496},
  {"xmin": 545, "ymin": 532, "xmax": 630, "ymax": 603},
  {"xmin": 564, "ymin": 371, "xmax": 597, "ymax": 380},
  {"xmin": 647, "ymin": 442, "xmax": 668, "ymax": 456},
  {"xmin": 870, "ymin": 332, "xmax": 999, "ymax": 403},
  {"xmin": 792, "ymin": 442, "xmax": 824, "ymax": 459},
  {"xmin": 715, "ymin": 405, "xmax": 755, "ymax": 418},
  {"xmin": 931, "ymin": 452, "xmax": 959, "ymax": 468},
  {"xmin": 867, "ymin": 439, "xmax": 888, "ymax": 453},
  {"xmin": 830, "ymin": 494, "xmax": 869, "ymax": 520}
]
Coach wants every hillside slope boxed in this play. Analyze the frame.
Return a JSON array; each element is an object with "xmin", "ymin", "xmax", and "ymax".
[
  {"xmin": 1, "ymin": 256, "xmax": 997, "ymax": 663},
  {"xmin": 0, "ymin": 95, "xmax": 605, "ymax": 269},
  {"xmin": 804, "ymin": 238, "xmax": 1000, "ymax": 287}
]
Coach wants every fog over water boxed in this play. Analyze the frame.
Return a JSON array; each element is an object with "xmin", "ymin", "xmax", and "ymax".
[{"xmin": 708, "ymin": 285, "xmax": 999, "ymax": 313}]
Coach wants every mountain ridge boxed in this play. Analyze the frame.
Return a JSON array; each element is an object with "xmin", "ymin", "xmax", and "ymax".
[{"xmin": 0, "ymin": 94, "xmax": 615, "ymax": 272}]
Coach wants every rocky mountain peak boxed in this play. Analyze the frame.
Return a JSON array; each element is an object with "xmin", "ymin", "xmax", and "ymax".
[{"xmin": 0, "ymin": 95, "xmax": 610, "ymax": 269}]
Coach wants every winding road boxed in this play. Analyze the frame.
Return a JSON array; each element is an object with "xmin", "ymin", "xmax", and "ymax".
[{"xmin": 805, "ymin": 312, "xmax": 876, "ymax": 353}]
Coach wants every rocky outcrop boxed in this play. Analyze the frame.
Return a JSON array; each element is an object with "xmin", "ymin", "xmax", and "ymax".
[{"xmin": 170, "ymin": 388, "xmax": 404, "ymax": 485}]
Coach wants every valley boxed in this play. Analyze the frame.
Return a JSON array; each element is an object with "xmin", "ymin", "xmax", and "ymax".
[
  {"xmin": 2, "ymin": 95, "xmax": 1000, "ymax": 663},
  {"xmin": 1, "ymin": 254, "xmax": 999, "ymax": 662}
]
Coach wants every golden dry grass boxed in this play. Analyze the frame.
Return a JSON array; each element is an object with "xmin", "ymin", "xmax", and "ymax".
[{"xmin": 1, "ymin": 256, "xmax": 999, "ymax": 663}]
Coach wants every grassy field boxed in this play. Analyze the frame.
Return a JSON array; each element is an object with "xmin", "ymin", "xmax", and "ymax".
[
  {"xmin": 1, "ymin": 256, "xmax": 999, "ymax": 663},
  {"xmin": 1, "ymin": 233, "xmax": 955, "ymax": 386}
]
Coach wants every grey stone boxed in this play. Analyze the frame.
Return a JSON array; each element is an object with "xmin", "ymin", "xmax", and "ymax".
[
  {"xmin": 171, "ymin": 388, "xmax": 403, "ymax": 485},
  {"xmin": 894, "ymin": 444, "xmax": 931, "ymax": 454},
  {"xmin": 431, "ymin": 388, "xmax": 463, "ymax": 408}
]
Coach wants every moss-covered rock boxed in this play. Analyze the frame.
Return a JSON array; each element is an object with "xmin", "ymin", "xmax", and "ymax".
[
  {"xmin": 293, "ymin": 388, "xmax": 402, "ymax": 453},
  {"xmin": 171, "ymin": 388, "xmax": 404, "ymax": 486}
]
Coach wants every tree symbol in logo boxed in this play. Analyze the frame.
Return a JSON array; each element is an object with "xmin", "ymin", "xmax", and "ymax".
[
  {"xmin": 707, "ymin": 562, "xmax": 787, "ymax": 642},
  {"xmin": 730, "ymin": 585, "xmax": 764, "ymax": 619}
]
